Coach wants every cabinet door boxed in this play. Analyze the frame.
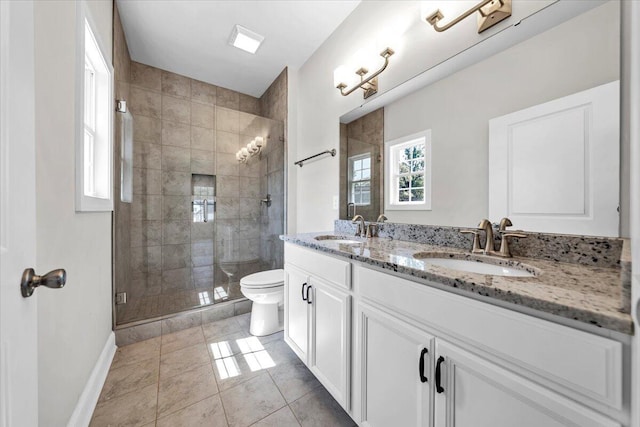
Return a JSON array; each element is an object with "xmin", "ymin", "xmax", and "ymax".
[
  {"xmin": 309, "ymin": 278, "xmax": 351, "ymax": 409},
  {"xmin": 284, "ymin": 265, "xmax": 310, "ymax": 363},
  {"xmin": 356, "ymin": 302, "xmax": 433, "ymax": 427},
  {"xmin": 433, "ymin": 340, "xmax": 620, "ymax": 427}
]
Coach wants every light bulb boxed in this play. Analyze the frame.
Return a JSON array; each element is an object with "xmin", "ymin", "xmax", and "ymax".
[
  {"xmin": 241, "ymin": 147, "xmax": 249, "ymax": 157},
  {"xmin": 254, "ymin": 136, "xmax": 264, "ymax": 147}
]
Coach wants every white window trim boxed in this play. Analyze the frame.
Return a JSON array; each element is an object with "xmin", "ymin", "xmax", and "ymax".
[
  {"xmin": 348, "ymin": 152, "xmax": 372, "ymax": 206},
  {"xmin": 75, "ymin": 0, "xmax": 114, "ymax": 212},
  {"xmin": 384, "ymin": 130, "xmax": 432, "ymax": 211}
]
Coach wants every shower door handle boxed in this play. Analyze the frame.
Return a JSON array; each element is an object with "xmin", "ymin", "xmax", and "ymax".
[{"xmin": 203, "ymin": 199, "xmax": 208, "ymax": 222}]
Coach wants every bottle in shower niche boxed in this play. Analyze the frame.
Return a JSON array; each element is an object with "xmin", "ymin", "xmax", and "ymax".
[{"xmin": 192, "ymin": 174, "xmax": 215, "ymax": 223}]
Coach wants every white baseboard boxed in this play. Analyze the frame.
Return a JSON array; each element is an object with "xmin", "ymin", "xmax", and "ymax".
[{"xmin": 67, "ymin": 331, "xmax": 116, "ymax": 427}]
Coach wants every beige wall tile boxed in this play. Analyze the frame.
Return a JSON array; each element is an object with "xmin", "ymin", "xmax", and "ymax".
[
  {"xmin": 191, "ymin": 80, "xmax": 217, "ymax": 105},
  {"xmin": 162, "ymin": 195, "xmax": 191, "ymax": 220},
  {"xmin": 191, "ymin": 126, "xmax": 215, "ymax": 151},
  {"xmin": 162, "ymin": 145, "xmax": 191, "ymax": 172},
  {"xmin": 132, "ymin": 195, "xmax": 162, "ymax": 220},
  {"xmin": 191, "ymin": 149, "xmax": 215, "ymax": 175},
  {"xmin": 216, "ymin": 130, "xmax": 240, "ymax": 154},
  {"xmin": 216, "ymin": 87, "xmax": 240, "ymax": 110},
  {"xmin": 216, "ymin": 107, "xmax": 239, "ymax": 133},
  {"xmin": 216, "ymin": 153, "xmax": 239, "ymax": 176},
  {"xmin": 133, "ymin": 168, "xmax": 162, "ymax": 195},
  {"xmin": 131, "ymin": 87, "xmax": 162, "ymax": 119},
  {"xmin": 217, "ymin": 176, "xmax": 240, "ymax": 198},
  {"xmin": 133, "ymin": 141, "xmax": 162, "ymax": 170},
  {"xmin": 191, "ymin": 102, "xmax": 214, "ymax": 129},
  {"xmin": 162, "ymin": 95, "xmax": 191, "ymax": 124},
  {"xmin": 131, "ymin": 246, "xmax": 162, "ymax": 273},
  {"xmin": 134, "ymin": 115, "xmax": 162, "ymax": 143},
  {"xmin": 162, "ymin": 70, "xmax": 191, "ymax": 98},
  {"xmin": 131, "ymin": 62, "xmax": 162, "ymax": 91},
  {"xmin": 162, "ymin": 244, "xmax": 191, "ymax": 270},
  {"xmin": 162, "ymin": 171, "xmax": 191, "ymax": 195},
  {"xmin": 162, "ymin": 221, "xmax": 191, "ymax": 245},
  {"xmin": 130, "ymin": 220, "xmax": 162, "ymax": 247},
  {"xmin": 162, "ymin": 121, "xmax": 191, "ymax": 147},
  {"xmin": 239, "ymin": 93, "xmax": 260, "ymax": 115}
]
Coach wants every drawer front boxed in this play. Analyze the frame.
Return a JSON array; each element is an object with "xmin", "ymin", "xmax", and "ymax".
[
  {"xmin": 354, "ymin": 264, "xmax": 623, "ymax": 410},
  {"xmin": 285, "ymin": 243, "xmax": 351, "ymax": 290}
]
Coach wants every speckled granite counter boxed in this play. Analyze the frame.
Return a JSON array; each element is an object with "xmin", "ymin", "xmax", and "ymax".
[{"xmin": 281, "ymin": 232, "xmax": 633, "ymax": 335}]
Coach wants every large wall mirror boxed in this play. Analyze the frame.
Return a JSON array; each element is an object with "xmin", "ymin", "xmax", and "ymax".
[{"xmin": 339, "ymin": 0, "xmax": 622, "ymax": 237}]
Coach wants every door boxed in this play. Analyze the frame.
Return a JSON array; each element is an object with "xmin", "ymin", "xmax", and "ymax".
[
  {"xmin": 309, "ymin": 278, "xmax": 351, "ymax": 409},
  {"xmin": 284, "ymin": 265, "xmax": 310, "ymax": 362},
  {"xmin": 489, "ymin": 81, "xmax": 619, "ymax": 236},
  {"xmin": 433, "ymin": 340, "xmax": 620, "ymax": 427},
  {"xmin": 0, "ymin": 1, "xmax": 39, "ymax": 426},
  {"xmin": 356, "ymin": 302, "xmax": 433, "ymax": 427}
]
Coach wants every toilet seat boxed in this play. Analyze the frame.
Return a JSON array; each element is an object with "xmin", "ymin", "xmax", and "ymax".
[{"xmin": 240, "ymin": 269, "xmax": 284, "ymax": 289}]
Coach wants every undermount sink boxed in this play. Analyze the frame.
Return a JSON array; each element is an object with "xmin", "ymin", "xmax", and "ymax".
[
  {"xmin": 314, "ymin": 235, "xmax": 364, "ymax": 244},
  {"xmin": 413, "ymin": 252, "xmax": 537, "ymax": 277}
]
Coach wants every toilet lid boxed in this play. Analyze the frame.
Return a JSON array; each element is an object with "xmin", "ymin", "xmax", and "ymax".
[{"xmin": 240, "ymin": 269, "xmax": 285, "ymax": 288}]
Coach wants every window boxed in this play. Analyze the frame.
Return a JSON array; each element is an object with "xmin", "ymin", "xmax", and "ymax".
[
  {"xmin": 385, "ymin": 130, "xmax": 432, "ymax": 211},
  {"xmin": 75, "ymin": 5, "xmax": 113, "ymax": 212},
  {"xmin": 348, "ymin": 153, "xmax": 371, "ymax": 206}
]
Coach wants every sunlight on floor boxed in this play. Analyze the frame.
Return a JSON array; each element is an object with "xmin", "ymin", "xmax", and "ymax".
[{"xmin": 209, "ymin": 336, "xmax": 276, "ymax": 379}]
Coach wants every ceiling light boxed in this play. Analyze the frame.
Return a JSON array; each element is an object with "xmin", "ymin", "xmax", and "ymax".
[{"xmin": 229, "ymin": 24, "xmax": 264, "ymax": 54}]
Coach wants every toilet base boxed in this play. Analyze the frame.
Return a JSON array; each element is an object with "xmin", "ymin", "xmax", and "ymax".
[{"xmin": 249, "ymin": 302, "xmax": 283, "ymax": 336}]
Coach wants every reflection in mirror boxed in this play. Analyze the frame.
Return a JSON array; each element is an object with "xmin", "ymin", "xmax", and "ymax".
[
  {"xmin": 339, "ymin": 0, "xmax": 621, "ymax": 236},
  {"xmin": 339, "ymin": 108, "xmax": 384, "ymax": 222}
]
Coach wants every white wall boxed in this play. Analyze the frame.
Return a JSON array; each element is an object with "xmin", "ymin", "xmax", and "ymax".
[
  {"xmin": 383, "ymin": 1, "xmax": 619, "ymax": 227},
  {"xmin": 291, "ymin": 0, "xmax": 558, "ymax": 232},
  {"xmin": 34, "ymin": 1, "xmax": 113, "ymax": 425}
]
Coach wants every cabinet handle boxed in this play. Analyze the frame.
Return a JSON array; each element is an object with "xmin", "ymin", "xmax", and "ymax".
[
  {"xmin": 419, "ymin": 348, "xmax": 428, "ymax": 383},
  {"xmin": 301, "ymin": 283, "xmax": 308, "ymax": 301},
  {"xmin": 306, "ymin": 285, "xmax": 312, "ymax": 304},
  {"xmin": 435, "ymin": 356, "xmax": 445, "ymax": 393}
]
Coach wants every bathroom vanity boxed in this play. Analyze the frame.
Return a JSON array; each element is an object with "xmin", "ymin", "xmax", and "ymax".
[{"xmin": 281, "ymin": 227, "xmax": 632, "ymax": 427}]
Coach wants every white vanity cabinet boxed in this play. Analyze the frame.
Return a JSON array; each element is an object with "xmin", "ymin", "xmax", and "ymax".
[
  {"xmin": 355, "ymin": 302, "xmax": 434, "ymax": 427},
  {"xmin": 283, "ymin": 243, "xmax": 628, "ymax": 427},
  {"xmin": 283, "ymin": 243, "xmax": 352, "ymax": 409},
  {"xmin": 433, "ymin": 339, "xmax": 620, "ymax": 427}
]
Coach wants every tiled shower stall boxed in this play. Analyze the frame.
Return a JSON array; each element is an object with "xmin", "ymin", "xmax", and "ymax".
[{"xmin": 113, "ymin": 8, "xmax": 286, "ymax": 327}]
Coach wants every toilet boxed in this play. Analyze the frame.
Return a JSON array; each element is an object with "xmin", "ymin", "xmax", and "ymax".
[{"xmin": 240, "ymin": 269, "xmax": 285, "ymax": 336}]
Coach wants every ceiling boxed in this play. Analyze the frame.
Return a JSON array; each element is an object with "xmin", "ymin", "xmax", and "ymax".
[{"xmin": 116, "ymin": 0, "xmax": 361, "ymax": 98}]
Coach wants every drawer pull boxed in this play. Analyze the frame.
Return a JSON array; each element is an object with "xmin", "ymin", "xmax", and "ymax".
[
  {"xmin": 306, "ymin": 285, "xmax": 312, "ymax": 304},
  {"xmin": 419, "ymin": 348, "xmax": 428, "ymax": 383},
  {"xmin": 435, "ymin": 356, "xmax": 445, "ymax": 393},
  {"xmin": 301, "ymin": 282, "xmax": 308, "ymax": 301}
]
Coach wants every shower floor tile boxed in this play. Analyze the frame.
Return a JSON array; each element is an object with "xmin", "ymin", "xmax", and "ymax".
[{"xmin": 91, "ymin": 314, "xmax": 354, "ymax": 427}]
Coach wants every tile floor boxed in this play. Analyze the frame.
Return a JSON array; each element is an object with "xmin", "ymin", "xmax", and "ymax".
[{"xmin": 91, "ymin": 313, "xmax": 355, "ymax": 426}]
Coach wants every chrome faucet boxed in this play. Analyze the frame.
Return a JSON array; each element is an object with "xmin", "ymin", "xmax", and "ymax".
[
  {"xmin": 376, "ymin": 214, "xmax": 387, "ymax": 223},
  {"xmin": 352, "ymin": 215, "xmax": 366, "ymax": 237}
]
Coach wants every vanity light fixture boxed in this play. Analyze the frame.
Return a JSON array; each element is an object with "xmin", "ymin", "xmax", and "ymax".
[
  {"xmin": 236, "ymin": 136, "xmax": 264, "ymax": 163},
  {"xmin": 425, "ymin": 0, "xmax": 512, "ymax": 34},
  {"xmin": 334, "ymin": 47, "xmax": 395, "ymax": 99},
  {"xmin": 228, "ymin": 24, "xmax": 264, "ymax": 54}
]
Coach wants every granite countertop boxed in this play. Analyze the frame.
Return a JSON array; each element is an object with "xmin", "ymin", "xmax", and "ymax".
[{"xmin": 281, "ymin": 232, "xmax": 633, "ymax": 335}]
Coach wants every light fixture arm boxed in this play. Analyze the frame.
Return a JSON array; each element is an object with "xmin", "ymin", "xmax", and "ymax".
[
  {"xmin": 426, "ymin": 0, "xmax": 511, "ymax": 33},
  {"xmin": 337, "ymin": 48, "xmax": 394, "ymax": 98}
]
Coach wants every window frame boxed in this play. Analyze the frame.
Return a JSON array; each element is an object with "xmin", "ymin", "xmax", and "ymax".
[
  {"xmin": 75, "ymin": 1, "xmax": 114, "ymax": 212},
  {"xmin": 348, "ymin": 152, "xmax": 372, "ymax": 206},
  {"xmin": 384, "ymin": 130, "xmax": 432, "ymax": 211}
]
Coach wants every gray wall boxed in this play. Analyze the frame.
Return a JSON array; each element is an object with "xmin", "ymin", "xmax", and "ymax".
[
  {"xmin": 384, "ymin": 1, "xmax": 620, "ymax": 228},
  {"xmin": 35, "ymin": 1, "xmax": 113, "ymax": 425}
]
